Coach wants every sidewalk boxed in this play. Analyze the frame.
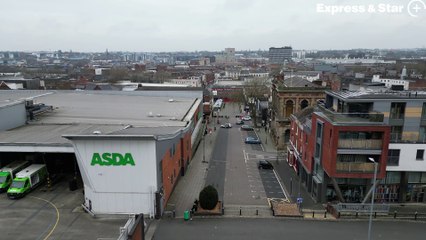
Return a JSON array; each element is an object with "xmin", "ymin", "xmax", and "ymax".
[{"xmin": 166, "ymin": 122, "xmax": 219, "ymax": 218}]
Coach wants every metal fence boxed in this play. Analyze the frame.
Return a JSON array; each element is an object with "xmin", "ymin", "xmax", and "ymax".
[
  {"xmin": 334, "ymin": 203, "xmax": 390, "ymax": 213},
  {"xmin": 117, "ymin": 215, "xmax": 136, "ymax": 240}
]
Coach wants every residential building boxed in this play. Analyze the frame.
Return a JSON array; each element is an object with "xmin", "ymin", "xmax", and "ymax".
[
  {"xmin": 289, "ymin": 106, "xmax": 390, "ymax": 203},
  {"xmin": 320, "ymin": 90, "xmax": 426, "ymax": 203}
]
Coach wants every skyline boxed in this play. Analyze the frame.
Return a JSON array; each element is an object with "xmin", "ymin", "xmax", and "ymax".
[{"xmin": 1, "ymin": 0, "xmax": 426, "ymax": 52}]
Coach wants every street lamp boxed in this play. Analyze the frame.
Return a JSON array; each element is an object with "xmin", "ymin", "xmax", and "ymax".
[{"xmin": 367, "ymin": 157, "xmax": 378, "ymax": 240}]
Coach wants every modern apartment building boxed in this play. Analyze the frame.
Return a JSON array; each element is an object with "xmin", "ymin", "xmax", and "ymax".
[{"xmin": 289, "ymin": 89, "xmax": 426, "ymax": 203}]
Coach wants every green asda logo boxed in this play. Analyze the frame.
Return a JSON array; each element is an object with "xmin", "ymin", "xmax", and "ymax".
[{"xmin": 91, "ymin": 153, "xmax": 136, "ymax": 166}]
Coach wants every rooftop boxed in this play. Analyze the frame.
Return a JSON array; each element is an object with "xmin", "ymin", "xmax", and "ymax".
[
  {"xmin": 0, "ymin": 90, "xmax": 201, "ymax": 126},
  {"xmin": 327, "ymin": 90, "xmax": 426, "ymax": 100}
]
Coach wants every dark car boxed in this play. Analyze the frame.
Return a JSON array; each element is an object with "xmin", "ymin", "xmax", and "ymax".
[
  {"xmin": 258, "ymin": 160, "xmax": 273, "ymax": 170},
  {"xmin": 245, "ymin": 137, "xmax": 261, "ymax": 144},
  {"xmin": 241, "ymin": 125, "xmax": 254, "ymax": 131},
  {"xmin": 236, "ymin": 119, "xmax": 244, "ymax": 125}
]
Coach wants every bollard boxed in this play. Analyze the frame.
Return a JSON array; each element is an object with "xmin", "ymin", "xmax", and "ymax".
[
  {"xmin": 337, "ymin": 212, "xmax": 340, "ymax": 218},
  {"xmin": 356, "ymin": 212, "xmax": 358, "ymax": 218},
  {"xmin": 239, "ymin": 208, "xmax": 242, "ymax": 216},
  {"xmin": 394, "ymin": 211, "xmax": 397, "ymax": 219},
  {"xmin": 272, "ymin": 209, "xmax": 275, "ymax": 216},
  {"xmin": 415, "ymin": 212, "xmax": 418, "ymax": 221},
  {"xmin": 312, "ymin": 211, "xmax": 315, "ymax": 218},
  {"xmin": 374, "ymin": 212, "xmax": 377, "ymax": 218},
  {"xmin": 172, "ymin": 210, "xmax": 176, "ymax": 218},
  {"xmin": 324, "ymin": 211, "xmax": 327, "ymax": 218},
  {"xmin": 256, "ymin": 209, "xmax": 258, "ymax": 215},
  {"xmin": 47, "ymin": 177, "xmax": 51, "ymax": 191}
]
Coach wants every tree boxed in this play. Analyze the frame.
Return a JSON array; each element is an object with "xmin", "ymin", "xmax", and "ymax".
[
  {"xmin": 199, "ymin": 185, "xmax": 218, "ymax": 210},
  {"xmin": 242, "ymin": 77, "xmax": 270, "ymax": 127}
]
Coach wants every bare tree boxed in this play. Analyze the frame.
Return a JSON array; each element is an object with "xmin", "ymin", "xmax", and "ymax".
[{"xmin": 242, "ymin": 77, "xmax": 270, "ymax": 127}]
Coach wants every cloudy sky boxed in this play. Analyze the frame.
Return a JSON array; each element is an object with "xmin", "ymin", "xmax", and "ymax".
[{"xmin": 1, "ymin": 0, "xmax": 425, "ymax": 52}]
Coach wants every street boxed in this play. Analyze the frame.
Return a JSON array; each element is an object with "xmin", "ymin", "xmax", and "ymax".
[
  {"xmin": 204, "ymin": 103, "xmax": 286, "ymax": 208},
  {"xmin": 154, "ymin": 218, "xmax": 425, "ymax": 240}
]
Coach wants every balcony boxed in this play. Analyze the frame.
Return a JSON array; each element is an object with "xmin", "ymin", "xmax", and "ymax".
[
  {"xmin": 317, "ymin": 105, "xmax": 384, "ymax": 124},
  {"xmin": 338, "ymin": 139, "xmax": 383, "ymax": 149},
  {"xmin": 336, "ymin": 162, "xmax": 378, "ymax": 173}
]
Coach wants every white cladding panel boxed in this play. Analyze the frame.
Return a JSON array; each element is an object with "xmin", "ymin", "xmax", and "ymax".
[
  {"xmin": 84, "ymin": 185, "xmax": 153, "ymax": 214},
  {"xmin": 72, "ymin": 138, "xmax": 157, "ymax": 214},
  {"xmin": 387, "ymin": 143, "xmax": 426, "ymax": 172}
]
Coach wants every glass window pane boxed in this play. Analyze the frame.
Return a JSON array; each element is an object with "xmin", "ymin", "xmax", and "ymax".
[{"xmin": 408, "ymin": 172, "xmax": 421, "ymax": 183}]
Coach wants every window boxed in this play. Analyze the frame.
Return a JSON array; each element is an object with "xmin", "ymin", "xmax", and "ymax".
[
  {"xmin": 421, "ymin": 103, "xmax": 426, "ymax": 119},
  {"xmin": 285, "ymin": 100, "xmax": 294, "ymax": 117},
  {"xmin": 387, "ymin": 149, "xmax": 400, "ymax": 166},
  {"xmin": 316, "ymin": 122, "xmax": 323, "ymax": 139},
  {"xmin": 419, "ymin": 127, "xmax": 426, "ymax": 142},
  {"xmin": 390, "ymin": 126, "xmax": 403, "ymax": 141},
  {"xmin": 390, "ymin": 102, "xmax": 406, "ymax": 119},
  {"xmin": 300, "ymin": 99, "xmax": 309, "ymax": 110},
  {"xmin": 416, "ymin": 149, "xmax": 424, "ymax": 160}
]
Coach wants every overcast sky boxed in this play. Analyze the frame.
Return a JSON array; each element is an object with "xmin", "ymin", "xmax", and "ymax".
[{"xmin": 1, "ymin": 0, "xmax": 425, "ymax": 52}]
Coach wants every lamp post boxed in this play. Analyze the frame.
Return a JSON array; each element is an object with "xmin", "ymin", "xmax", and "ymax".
[{"xmin": 368, "ymin": 157, "xmax": 378, "ymax": 240}]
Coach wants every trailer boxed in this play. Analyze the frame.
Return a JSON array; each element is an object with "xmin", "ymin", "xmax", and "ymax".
[
  {"xmin": 7, "ymin": 164, "xmax": 47, "ymax": 199},
  {"xmin": 0, "ymin": 161, "xmax": 30, "ymax": 192}
]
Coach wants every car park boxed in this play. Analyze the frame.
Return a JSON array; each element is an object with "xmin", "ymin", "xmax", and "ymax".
[
  {"xmin": 236, "ymin": 119, "xmax": 244, "ymax": 125},
  {"xmin": 258, "ymin": 160, "xmax": 273, "ymax": 169},
  {"xmin": 241, "ymin": 125, "xmax": 254, "ymax": 131},
  {"xmin": 245, "ymin": 137, "xmax": 261, "ymax": 144},
  {"xmin": 242, "ymin": 116, "xmax": 251, "ymax": 121},
  {"xmin": 220, "ymin": 123, "xmax": 232, "ymax": 128}
]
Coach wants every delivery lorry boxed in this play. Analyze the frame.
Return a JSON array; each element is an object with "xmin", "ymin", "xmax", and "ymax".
[
  {"xmin": 0, "ymin": 161, "xmax": 29, "ymax": 192},
  {"xmin": 7, "ymin": 164, "xmax": 47, "ymax": 199}
]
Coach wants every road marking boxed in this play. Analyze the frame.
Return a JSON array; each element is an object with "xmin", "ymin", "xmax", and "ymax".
[
  {"xmin": 272, "ymin": 169, "xmax": 290, "ymax": 201},
  {"xmin": 30, "ymin": 196, "xmax": 60, "ymax": 240},
  {"xmin": 243, "ymin": 149, "xmax": 248, "ymax": 164}
]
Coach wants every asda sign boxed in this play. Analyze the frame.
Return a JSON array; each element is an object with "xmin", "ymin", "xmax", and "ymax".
[{"xmin": 91, "ymin": 153, "xmax": 135, "ymax": 166}]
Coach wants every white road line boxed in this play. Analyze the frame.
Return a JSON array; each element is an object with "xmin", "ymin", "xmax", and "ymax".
[
  {"xmin": 273, "ymin": 169, "xmax": 290, "ymax": 201},
  {"xmin": 243, "ymin": 149, "xmax": 248, "ymax": 164}
]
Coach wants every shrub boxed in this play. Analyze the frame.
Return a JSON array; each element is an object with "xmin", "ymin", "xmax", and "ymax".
[{"xmin": 199, "ymin": 185, "xmax": 218, "ymax": 210}]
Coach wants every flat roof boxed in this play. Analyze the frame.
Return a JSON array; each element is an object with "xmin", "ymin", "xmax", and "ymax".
[
  {"xmin": 0, "ymin": 90, "xmax": 202, "ymax": 152},
  {"xmin": 327, "ymin": 90, "xmax": 426, "ymax": 100},
  {"xmin": 0, "ymin": 90, "xmax": 200, "ymax": 126}
]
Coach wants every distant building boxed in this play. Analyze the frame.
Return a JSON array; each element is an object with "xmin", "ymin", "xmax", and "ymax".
[
  {"xmin": 372, "ymin": 75, "xmax": 409, "ymax": 90},
  {"xmin": 269, "ymin": 47, "xmax": 292, "ymax": 64},
  {"xmin": 215, "ymin": 48, "xmax": 236, "ymax": 64}
]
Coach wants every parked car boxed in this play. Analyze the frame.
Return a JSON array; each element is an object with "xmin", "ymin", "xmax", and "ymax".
[
  {"xmin": 236, "ymin": 119, "xmax": 244, "ymax": 125},
  {"xmin": 241, "ymin": 125, "xmax": 254, "ymax": 131},
  {"xmin": 245, "ymin": 137, "xmax": 261, "ymax": 144},
  {"xmin": 258, "ymin": 160, "xmax": 273, "ymax": 170},
  {"xmin": 242, "ymin": 116, "xmax": 251, "ymax": 121},
  {"xmin": 220, "ymin": 123, "xmax": 232, "ymax": 128}
]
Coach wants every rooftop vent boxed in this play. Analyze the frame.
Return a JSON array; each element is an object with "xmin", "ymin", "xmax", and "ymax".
[
  {"xmin": 168, "ymin": 99, "xmax": 174, "ymax": 102},
  {"xmin": 156, "ymin": 114, "xmax": 162, "ymax": 117},
  {"xmin": 93, "ymin": 131, "xmax": 101, "ymax": 135},
  {"xmin": 148, "ymin": 112, "xmax": 154, "ymax": 117}
]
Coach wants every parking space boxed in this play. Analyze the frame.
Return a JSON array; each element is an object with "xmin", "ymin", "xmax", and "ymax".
[{"xmin": 245, "ymin": 153, "xmax": 288, "ymax": 201}]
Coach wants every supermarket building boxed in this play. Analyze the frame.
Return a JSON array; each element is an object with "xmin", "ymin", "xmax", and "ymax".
[{"xmin": 0, "ymin": 90, "xmax": 203, "ymax": 217}]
